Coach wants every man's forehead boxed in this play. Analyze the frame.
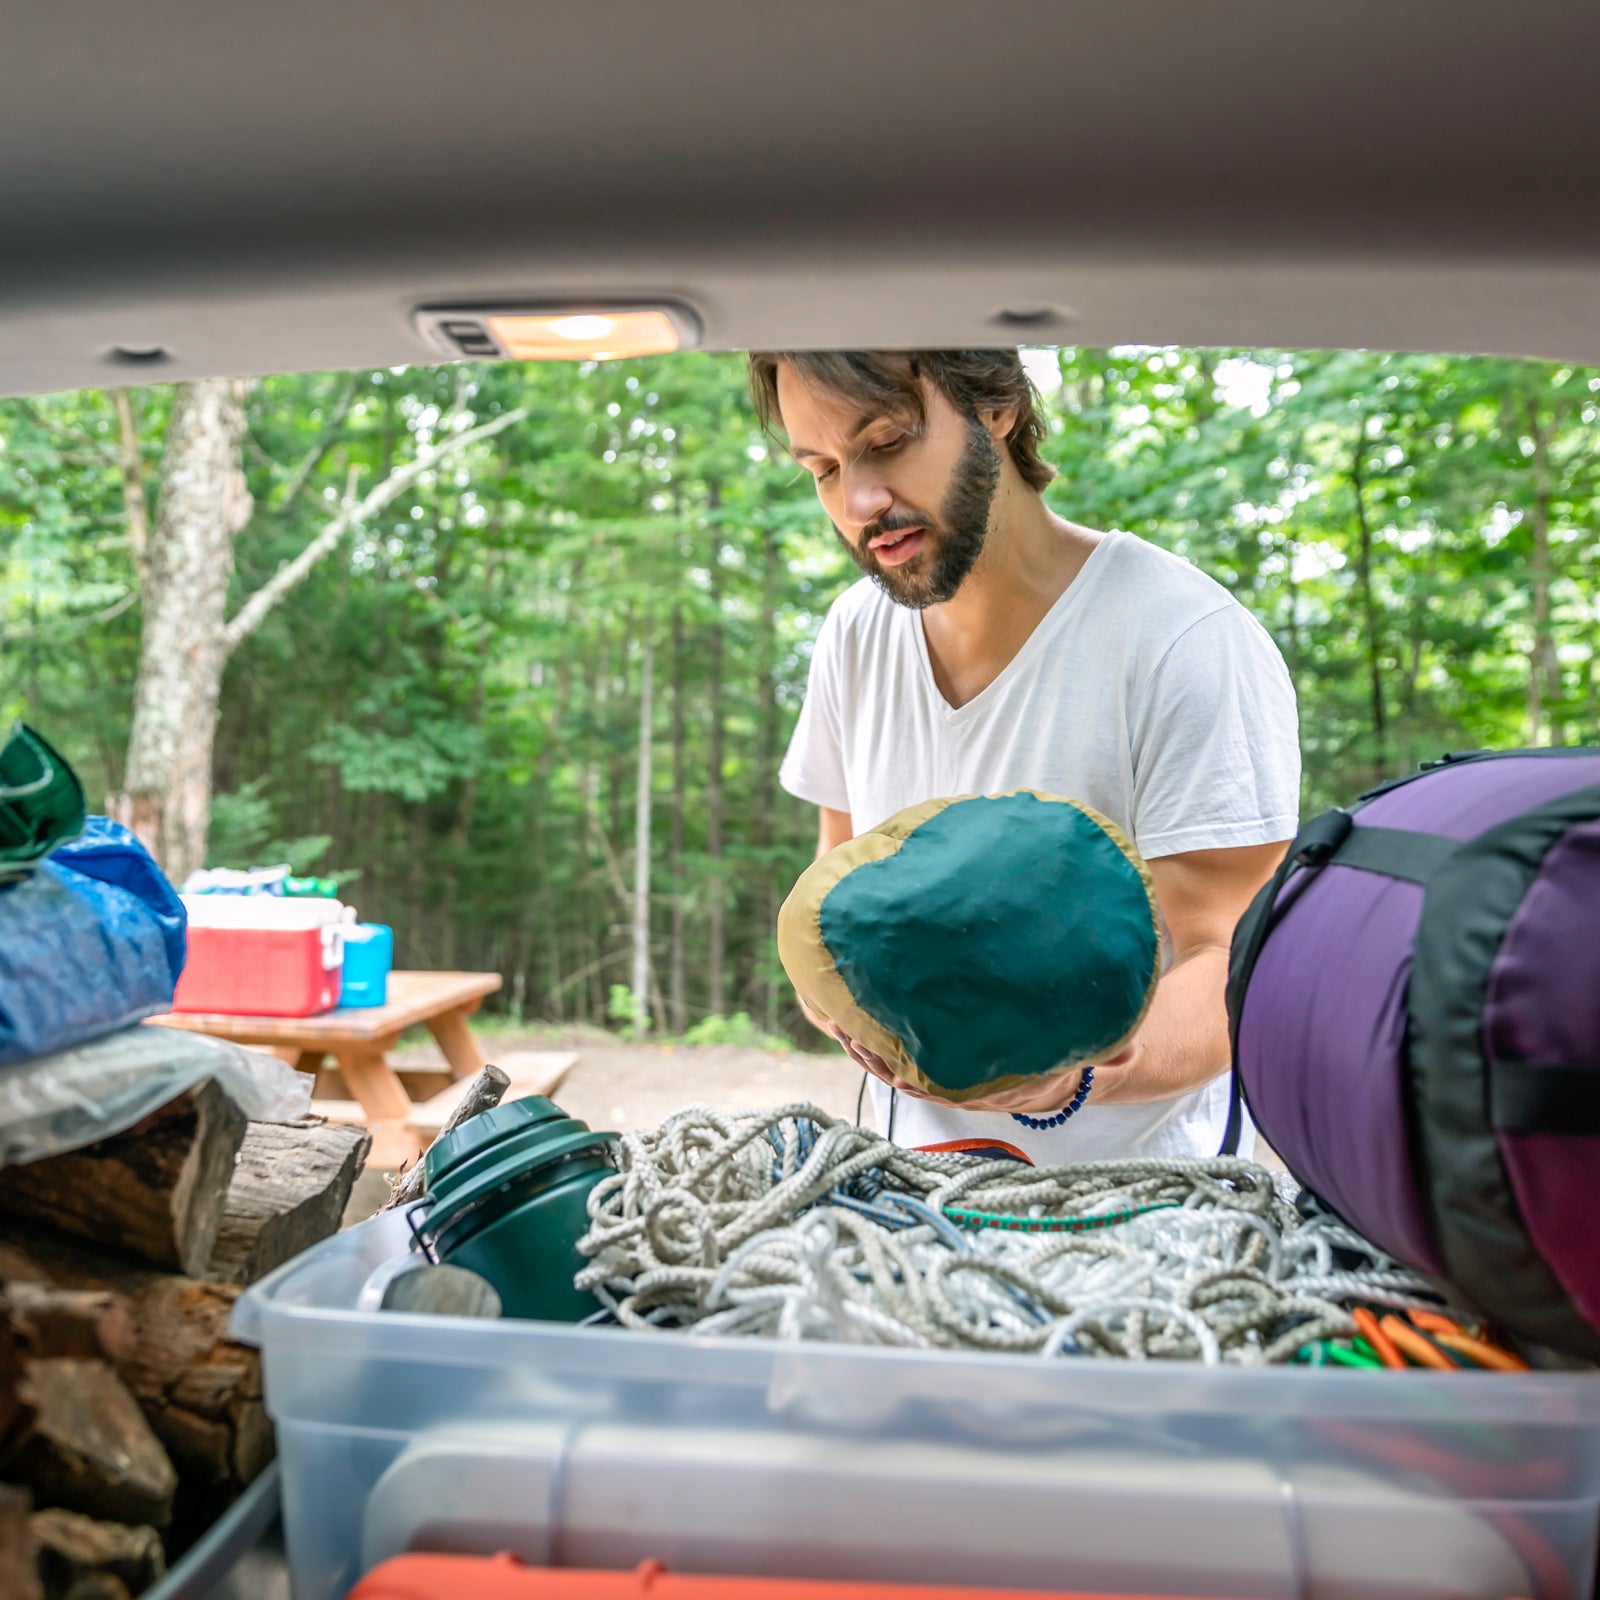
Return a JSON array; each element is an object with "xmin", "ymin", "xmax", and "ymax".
[{"xmin": 776, "ymin": 361, "xmax": 922, "ymax": 452}]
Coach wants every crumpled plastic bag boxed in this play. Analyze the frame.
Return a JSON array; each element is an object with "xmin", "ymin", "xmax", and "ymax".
[
  {"xmin": 0, "ymin": 1022, "xmax": 313, "ymax": 1168},
  {"xmin": 0, "ymin": 816, "xmax": 187, "ymax": 1067}
]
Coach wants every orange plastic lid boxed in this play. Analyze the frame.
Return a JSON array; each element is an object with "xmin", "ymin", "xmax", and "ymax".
[{"xmin": 349, "ymin": 1554, "xmax": 1237, "ymax": 1600}]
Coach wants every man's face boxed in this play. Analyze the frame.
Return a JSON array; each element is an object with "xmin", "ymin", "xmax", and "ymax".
[{"xmin": 775, "ymin": 364, "xmax": 1002, "ymax": 610}]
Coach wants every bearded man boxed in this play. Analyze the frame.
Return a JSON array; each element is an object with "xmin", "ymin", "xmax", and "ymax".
[{"xmin": 751, "ymin": 349, "xmax": 1299, "ymax": 1161}]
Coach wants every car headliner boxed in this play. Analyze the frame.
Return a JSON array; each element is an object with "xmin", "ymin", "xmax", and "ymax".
[{"xmin": 2, "ymin": 0, "xmax": 1598, "ymax": 396}]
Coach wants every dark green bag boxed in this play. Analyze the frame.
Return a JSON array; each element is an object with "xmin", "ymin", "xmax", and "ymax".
[{"xmin": 0, "ymin": 723, "xmax": 87, "ymax": 880}]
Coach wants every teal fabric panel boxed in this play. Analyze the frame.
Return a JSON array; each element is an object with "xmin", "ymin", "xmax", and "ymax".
[{"xmin": 818, "ymin": 793, "xmax": 1156, "ymax": 1093}]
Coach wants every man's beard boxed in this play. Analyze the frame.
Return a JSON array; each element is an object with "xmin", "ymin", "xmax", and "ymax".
[{"xmin": 834, "ymin": 417, "xmax": 1002, "ymax": 610}]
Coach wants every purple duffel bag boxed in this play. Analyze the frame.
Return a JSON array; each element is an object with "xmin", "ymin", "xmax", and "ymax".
[{"xmin": 1224, "ymin": 748, "xmax": 1600, "ymax": 1360}]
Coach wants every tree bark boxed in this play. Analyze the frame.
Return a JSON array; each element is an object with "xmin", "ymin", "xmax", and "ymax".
[
  {"xmin": 10, "ymin": 1361, "xmax": 177, "ymax": 1529},
  {"xmin": 110, "ymin": 390, "xmax": 150, "ymax": 588},
  {"xmin": 0, "ymin": 1286, "xmax": 135, "ymax": 1366},
  {"xmin": 0, "ymin": 1312, "xmax": 32, "ymax": 1464},
  {"xmin": 668, "ymin": 605, "xmax": 688, "ymax": 1035},
  {"xmin": 385, "ymin": 1066, "xmax": 508, "ymax": 1211},
  {"xmin": 704, "ymin": 489, "xmax": 727, "ymax": 1018},
  {"xmin": 0, "ymin": 1485, "xmax": 41, "ymax": 1600},
  {"xmin": 29, "ymin": 1508, "xmax": 165, "ymax": 1598},
  {"xmin": 207, "ymin": 1119, "xmax": 372, "ymax": 1284},
  {"xmin": 0, "ymin": 1233, "xmax": 270, "ymax": 1522},
  {"xmin": 753, "ymin": 523, "xmax": 782, "ymax": 1033},
  {"xmin": 1523, "ymin": 398, "xmax": 1562, "ymax": 745},
  {"xmin": 1349, "ymin": 435, "xmax": 1388, "ymax": 785},
  {"xmin": 0, "ymin": 1081, "xmax": 248, "ymax": 1278},
  {"xmin": 1281, "ymin": 532, "xmax": 1303, "ymax": 689},
  {"xmin": 114, "ymin": 380, "xmax": 249, "ymax": 882},
  {"xmin": 630, "ymin": 630, "xmax": 655, "ymax": 1038},
  {"xmin": 111, "ymin": 391, "xmax": 525, "ymax": 884}
]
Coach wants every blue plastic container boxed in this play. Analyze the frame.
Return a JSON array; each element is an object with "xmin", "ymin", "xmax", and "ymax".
[{"xmin": 339, "ymin": 924, "xmax": 393, "ymax": 1009}]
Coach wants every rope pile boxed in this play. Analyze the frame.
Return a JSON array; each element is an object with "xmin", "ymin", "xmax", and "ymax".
[{"xmin": 576, "ymin": 1104, "xmax": 1453, "ymax": 1365}]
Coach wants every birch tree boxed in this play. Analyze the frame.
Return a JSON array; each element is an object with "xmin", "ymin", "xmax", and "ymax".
[{"xmin": 109, "ymin": 379, "xmax": 526, "ymax": 882}]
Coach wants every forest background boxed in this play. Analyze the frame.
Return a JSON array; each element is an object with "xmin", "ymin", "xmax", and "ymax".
[{"xmin": 3, "ymin": 347, "xmax": 1597, "ymax": 1044}]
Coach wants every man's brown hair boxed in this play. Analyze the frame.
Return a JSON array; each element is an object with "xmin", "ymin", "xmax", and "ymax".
[{"xmin": 746, "ymin": 350, "xmax": 1057, "ymax": 493}]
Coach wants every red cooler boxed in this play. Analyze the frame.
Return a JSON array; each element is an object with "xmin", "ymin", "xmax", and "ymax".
[{"xmin": 172, "ymin": 896, "xmax": 347, "ymax": 1016}]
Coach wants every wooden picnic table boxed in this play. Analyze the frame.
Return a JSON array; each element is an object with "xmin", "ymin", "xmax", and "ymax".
[{"xmin": 151, "ymin": 970, "xmax": 503, "ymax": 1168}]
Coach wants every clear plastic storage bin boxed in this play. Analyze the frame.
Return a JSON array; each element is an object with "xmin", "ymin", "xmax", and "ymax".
[{"xmin": 234, "ymin": 1212, "xmax": 1600, "ymax": 1600}]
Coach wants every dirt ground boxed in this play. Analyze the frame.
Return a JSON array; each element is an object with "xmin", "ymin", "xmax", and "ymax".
[
  {"xmin": 344, "ymin": 1027, "xmax": 868, "ymax": 1223},
  {"xmin": 393, "ymin": 1025, "xmax": 866, "ymax": 1131},
  {"xmin": 345, "ymin": 1026, "xmax": 1275, "ymax": 1222}
]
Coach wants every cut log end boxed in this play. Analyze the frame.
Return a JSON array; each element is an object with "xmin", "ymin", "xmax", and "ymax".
[
  {"xmin": 11, "ymin": 1361, "xmax": 177, "ymax": 1529},
  {"xmin": 0, "ymin": 1484, "xmax": 42, "ymax": 1600},
  {"xmin": 1, "ymin": 1286, "xmax": 136, "ymax": 1365},
  {"xmin": 0, "ymin": 1081, "xmax": 248, "ymax": 1276},
  {"xmin": 30, "ymin": 1508, "xmax": 165, "ymax": 1598},
  {"xmin": 208, "ymin": 1117, "xmax": 372, "ymax": 1285}
]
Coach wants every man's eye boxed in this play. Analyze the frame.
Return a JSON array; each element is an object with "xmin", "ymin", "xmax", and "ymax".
[
  {"xmin": 816, "ymin": 465, "xmax": 838, "ymax": 483},
  {"xmin": 872, "ymin": 435, "xmax": 907, "ymax": 454}
]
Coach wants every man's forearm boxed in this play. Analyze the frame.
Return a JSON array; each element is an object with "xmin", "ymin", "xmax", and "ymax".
[{"xmin": 1086, "ymin": 942, "xmax": 1232, "ymax": 1106}]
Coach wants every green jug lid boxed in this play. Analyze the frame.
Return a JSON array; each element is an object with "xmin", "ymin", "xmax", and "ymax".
[{"xmin": 423, "ymin": 1096, "xmax": 616, "ymax": 1226}]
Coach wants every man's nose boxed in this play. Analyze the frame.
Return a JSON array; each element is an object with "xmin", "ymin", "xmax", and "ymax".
[{"xmin": 840, "ymin": 463, "xmax": 894, "ymax": 531}]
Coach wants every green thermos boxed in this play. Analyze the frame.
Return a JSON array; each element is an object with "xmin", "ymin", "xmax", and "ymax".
[{"xmin": 414, "ymin": 1097, "xmax": 617, "ymax": 1321}]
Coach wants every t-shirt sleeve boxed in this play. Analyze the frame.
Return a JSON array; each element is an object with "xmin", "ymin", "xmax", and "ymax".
[
  {"xmin": 779, "ymin": 604, "xmax": 853, "ymax": 815},
  {"xmin": 1129, "ymin": 604, "xmax": 1301, "ymax": 858}
]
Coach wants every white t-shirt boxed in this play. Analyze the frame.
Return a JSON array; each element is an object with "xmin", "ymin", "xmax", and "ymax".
[{"xmin": 779, "ymin": 529, "xmax": 1300, "ymax": 1164}]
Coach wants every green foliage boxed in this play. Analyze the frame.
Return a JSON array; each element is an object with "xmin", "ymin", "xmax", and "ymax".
[
  {"xmin": 680, "ymin": 1012, "xmax": 792, "ymax": 1052},
  {"xmin": 4, "ymin": 345, "xmax": 1598, "ymax": 1044},
  {"xmin": 208, "ymin": 781, "xmax": 349, "ymax": 880},
  {"xmin": 607, "ymin": 983, "xmax": 650, "ymax": 1033}
]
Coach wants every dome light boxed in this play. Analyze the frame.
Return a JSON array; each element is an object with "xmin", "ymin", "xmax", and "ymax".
[{"xmin": 416, "ymin": 303, "xmax": 698, "ymax": 363}]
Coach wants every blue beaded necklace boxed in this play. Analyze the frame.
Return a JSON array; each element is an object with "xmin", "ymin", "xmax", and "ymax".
[{"xmin": 1010, "ymin": 1066, "xmax": 1095, "ymax": 1131}]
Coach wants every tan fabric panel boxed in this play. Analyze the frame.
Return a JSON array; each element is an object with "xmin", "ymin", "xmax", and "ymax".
[{"xmin": 777, "ymin": 790, "xmax": 1161, "ymax": 1105}]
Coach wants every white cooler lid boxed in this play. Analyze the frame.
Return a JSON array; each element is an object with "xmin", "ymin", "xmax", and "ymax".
[{"xmin": 182, "ymin": 895, "xmax": 349, "ymax": 930}]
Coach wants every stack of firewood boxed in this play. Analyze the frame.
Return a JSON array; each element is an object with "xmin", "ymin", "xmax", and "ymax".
[{"xmin": 0, "ymin": 1074, "xmax": 371, "ymax": 1599}]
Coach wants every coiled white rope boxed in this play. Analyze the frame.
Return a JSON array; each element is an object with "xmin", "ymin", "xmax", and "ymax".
[{"xmin": 575, "ymin": 1104, "xmax": 1450, "ymax": 1365}]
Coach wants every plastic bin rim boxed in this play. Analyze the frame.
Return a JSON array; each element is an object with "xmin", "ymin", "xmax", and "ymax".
[{"xmin": 233, "ymin": 1237, "xmax": 1600, "ymax": 1428}]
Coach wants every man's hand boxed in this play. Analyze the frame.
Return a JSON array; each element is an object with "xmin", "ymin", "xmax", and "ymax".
[{"xmin": 798, "ymin": 806, "xmax": 1287, "ymax": 1115}]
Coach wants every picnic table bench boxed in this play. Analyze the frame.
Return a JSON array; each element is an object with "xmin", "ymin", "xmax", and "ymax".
[{"xmin": 151, "ymin": 970, "xmax": 504, "ymax": 1168}]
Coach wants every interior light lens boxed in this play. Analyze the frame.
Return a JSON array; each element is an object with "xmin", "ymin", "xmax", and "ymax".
[
  {"xmin": 548, "ymin": 315, "xmax": 614, "ymax": 341},
  {"xmin": 485, "ymin": 309, "xmax": 681, "ymax": 361}
]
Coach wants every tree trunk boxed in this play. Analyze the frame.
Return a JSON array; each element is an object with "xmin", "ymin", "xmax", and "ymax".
[
  {"xmin": 604, "ymin": 626, "xmax": 628, "ymax": 861},
  {"xmin": 668, "ymin": 606, "xmax": 688, "ymax": 1035},
  {"xmin": 114, "ymin": 380, "xmax": 250, "ymax": 882},
  {"xmin": 1349, "ymin": 436, "xmax": 1388, "ymax": 786},
  {"xmin": 1524, "ymin": 401, "xmax": 1561, "ymax": 745},
  {"xmin": 110, "ymin": 389, "xmax": 523, "ymax": 887},
  {"xmin": 705, "ymin": 489, "xmax": 727, "ymax": 1018},
  {"xmin": 1282, "ymin": 533, "xmax": 1303, "ymax": 688},
  {"xmin": 630, "ymin": 630, "xmax": 654, "ymax": 1039},
  {"xmin": 110, "ymin": 390, "xmax": 150, "ymax": 587},
  {"xmin": 753, "ymin": 524, "xmax": 782, "ymax": 1034}
]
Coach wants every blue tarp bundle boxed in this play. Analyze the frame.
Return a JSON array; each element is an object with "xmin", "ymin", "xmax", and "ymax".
[{"xmin": 0, "ymin": 816, "xmax": 187, "ymax": 1068}]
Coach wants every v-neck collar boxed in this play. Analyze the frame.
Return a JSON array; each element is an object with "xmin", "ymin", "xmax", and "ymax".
[{"xmin": 907, "ymin": 530, "xmax": 1123, "ymax": 723}]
